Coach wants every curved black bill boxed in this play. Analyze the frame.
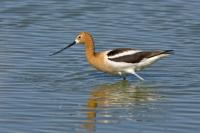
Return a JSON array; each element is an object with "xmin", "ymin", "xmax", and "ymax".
[{"xmin": 50, "ymin": 41, "xmax": 76, "ymax": 56}]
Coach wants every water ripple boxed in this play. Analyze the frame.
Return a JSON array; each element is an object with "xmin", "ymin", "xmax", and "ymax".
[{"xmin": 1, "ymin": 0, "xmax": 200, "ymax": 133}]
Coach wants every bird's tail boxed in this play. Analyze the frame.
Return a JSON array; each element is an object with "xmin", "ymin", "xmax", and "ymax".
[{"xmin": 162, "ymin": 50, "xmax": 174, "ymax": 55}]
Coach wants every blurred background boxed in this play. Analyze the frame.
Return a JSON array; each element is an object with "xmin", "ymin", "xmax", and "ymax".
[{"xmin": 0, "ymin": 0, "xmax": 200, "ymax": 133}]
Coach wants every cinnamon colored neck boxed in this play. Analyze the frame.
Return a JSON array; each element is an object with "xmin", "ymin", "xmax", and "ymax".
[
  {"xmin": 84, "ymin": 36, "xmax": 96, "ymax": 63},
  {"xmin": 85, "ymin": 37, "xmax": 95, "ymax": 57}
]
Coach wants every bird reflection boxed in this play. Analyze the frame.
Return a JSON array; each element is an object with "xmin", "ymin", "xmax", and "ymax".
[{"xmin": 83, "ymin": 81, "xmax": 159, "ymax": 132}]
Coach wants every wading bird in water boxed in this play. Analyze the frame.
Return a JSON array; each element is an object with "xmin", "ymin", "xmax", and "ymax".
[{"xmin": 50, "ymin": 32, "xmax": 173, "ymax": 81}]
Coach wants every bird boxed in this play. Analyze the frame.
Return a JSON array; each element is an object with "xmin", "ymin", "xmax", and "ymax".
[{"xmin": 50, "ymin": 32, "xmax": 173, "ymax": 81}]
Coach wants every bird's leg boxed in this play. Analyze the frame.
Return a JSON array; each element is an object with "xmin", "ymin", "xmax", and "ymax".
[
  {"xmin": 132, "ymin": 72, "xmax": 144, "ymax": 81},
  {"xmin": 123, "ymin": 77, "xmax": 126, "ymax": 80},
  {"xmin": 119, "ymin": 72, "xmax": 126, "ymax": 80}
]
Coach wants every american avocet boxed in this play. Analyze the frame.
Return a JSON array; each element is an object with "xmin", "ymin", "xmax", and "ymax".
[{"xmin": 51, "ymin": 32, "xmax": 173, "ymax": 81}]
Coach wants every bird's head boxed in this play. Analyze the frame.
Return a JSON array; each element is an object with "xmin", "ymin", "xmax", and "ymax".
[{"xmin": 50, "ymin": 32, "xmax": 94, "ymax": 56}]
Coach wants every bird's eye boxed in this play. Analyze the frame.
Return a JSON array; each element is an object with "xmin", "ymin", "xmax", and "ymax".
[{"xmin": 78, "ymin": 36, "xmax": 81, "ymax": 39}]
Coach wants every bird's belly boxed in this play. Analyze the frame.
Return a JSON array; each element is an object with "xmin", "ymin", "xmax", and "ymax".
[
  {"xmin": 103, "ymin": 61, "xmax": 137, "ymax": 75},
  {"xmin": 92, "ymin": 63, "xmax": 119, "ymax": 74}
]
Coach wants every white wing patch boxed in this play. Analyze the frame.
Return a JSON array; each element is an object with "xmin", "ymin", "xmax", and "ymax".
[
  {"xmin": 108, "ymin": 50, "xmax": 141, "ymax": 59},
  {"xmin": 104, "ymin": 56, "xmax": 136, "ymax": 72},
  {"xmin": 104, "ymin": 50, "xmax": 140, "ymax": 73}
]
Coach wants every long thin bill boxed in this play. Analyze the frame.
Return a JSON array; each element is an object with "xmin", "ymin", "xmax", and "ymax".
[{"xmin": 50, "ymin": 41, "xmax": 76, "ymax": 56}]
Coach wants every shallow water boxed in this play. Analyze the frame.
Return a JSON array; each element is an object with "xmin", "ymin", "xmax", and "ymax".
[{"xmin": 1, "ymin": 0, "xmax": 200, "ymax": 133}]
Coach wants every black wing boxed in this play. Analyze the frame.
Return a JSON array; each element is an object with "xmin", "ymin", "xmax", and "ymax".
[
  {"xmin": 108, "ymin": 50, "xmax": 173, "ymax": 63},
  {"xmin": 107, "ymin": 48, "xmax": 135, "ymax": 57}
]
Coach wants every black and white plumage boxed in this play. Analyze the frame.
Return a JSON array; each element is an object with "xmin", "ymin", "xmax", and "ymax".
[
  {"xmin": 51, "ymin": 32, "xmax": 173, "ymax": 81},
  {"xmin": 104, "ymin": 48, "xmax": 173, "ymax": 80}
]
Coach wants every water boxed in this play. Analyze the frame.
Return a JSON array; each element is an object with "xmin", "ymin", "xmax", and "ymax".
[{"xmin": 0, "ymin": 0, "xmax": 200, "ymax": 133}]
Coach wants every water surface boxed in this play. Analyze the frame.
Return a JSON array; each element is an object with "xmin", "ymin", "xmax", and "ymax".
[{"xmin": 0, "ymin": 0, "xmax": 200, "ymax": 133}]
